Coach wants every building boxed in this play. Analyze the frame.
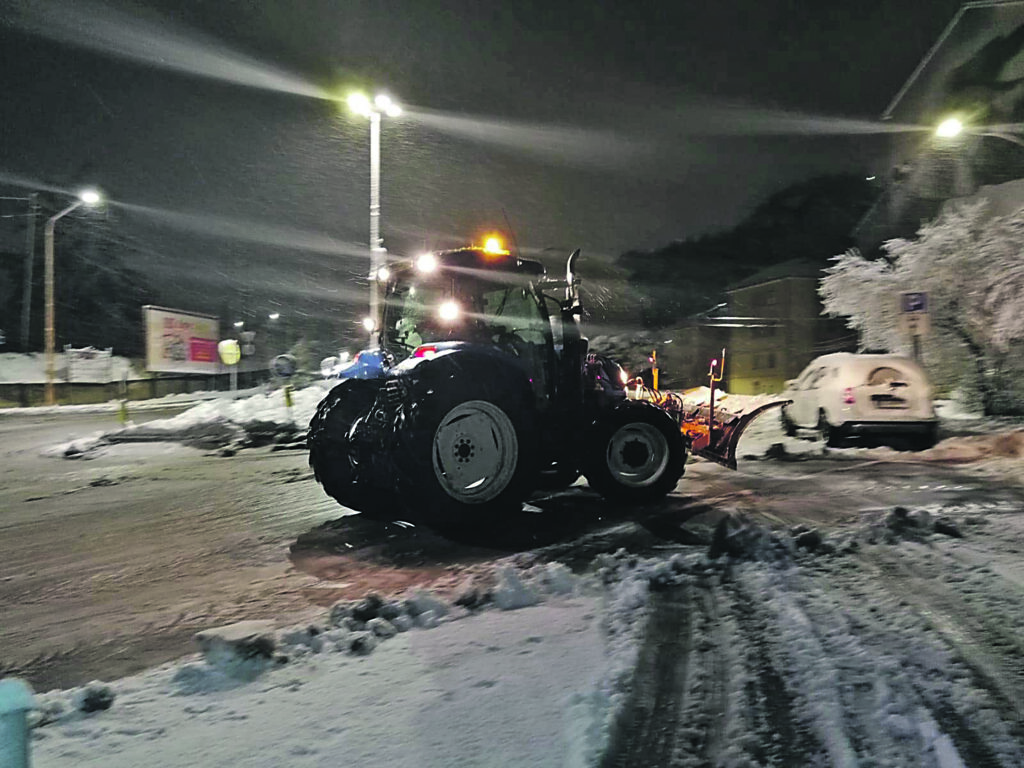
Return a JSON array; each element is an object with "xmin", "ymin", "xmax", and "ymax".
[{"xmin": 723, "ymin": 259, "xmax": 855, "ymax": 394}]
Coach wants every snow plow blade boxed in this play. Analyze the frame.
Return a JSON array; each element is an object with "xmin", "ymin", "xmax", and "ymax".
[{"xmin": 687, "ymin": 401, "xmax": 789, "ymax": 471}]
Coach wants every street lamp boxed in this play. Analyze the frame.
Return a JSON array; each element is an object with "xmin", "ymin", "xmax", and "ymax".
[
  {"xmin": 934, "ymin": 115, "xmax": 1024, "ymax": 148},
  {"xmin": 348, "ymin": 91, "xmax": 401, "ymax": 342},
  {"xmin": 44, "ymin": 188, "xmax": 102, "ymax": 405},
  {"xmin": 935, "ymin": 117, "xmax": 963, "ymax": 139}
]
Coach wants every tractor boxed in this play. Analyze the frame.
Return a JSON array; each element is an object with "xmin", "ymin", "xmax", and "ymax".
[{"xmin": 308, "ymin": 243, "xmax": 780, "ymax": 525}]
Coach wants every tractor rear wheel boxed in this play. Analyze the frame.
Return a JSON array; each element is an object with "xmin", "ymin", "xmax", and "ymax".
[
  {"xmin": 394, "ymin": 378, "xmax": 537, "ymax": 526},
  {"xmin": 308, "ymin": 379, "xmax": 393, "ymax": 517},
  {"xmin": 584, "ymin": 402, "xmax": 685, "ymax": 504}
]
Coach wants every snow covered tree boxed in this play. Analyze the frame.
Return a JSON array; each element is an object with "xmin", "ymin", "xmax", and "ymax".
[{"xmin": 820, "ymin": 202, "xmax": 1024, "ymax": 415}]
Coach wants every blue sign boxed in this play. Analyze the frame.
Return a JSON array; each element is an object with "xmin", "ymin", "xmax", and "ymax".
[{"xmin": 901, "ymin": 292, "xmax": 928, "ymax": 313}]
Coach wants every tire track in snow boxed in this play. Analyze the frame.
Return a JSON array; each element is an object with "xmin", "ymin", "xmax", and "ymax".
[
  {"xmin": 811, "ymin": 549, "xmax": 1024, "ymax": 767},
  {"xmin": 724, "ymin": 569, "xmax": 825, "ymax": 767},
  {"xmin": 863, "ymin": 550, "xmax": 1024, "ymax": 730},
  {"xmin": 599, "ymin": 585, "xmax": 694, "ymax": 768}
]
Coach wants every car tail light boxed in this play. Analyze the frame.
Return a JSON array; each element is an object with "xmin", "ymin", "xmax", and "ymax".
[
  {"xmin": 843, "ymin": 387, "xmax": 856, "ymax": 404},
  {"xmin": 413, "ymin": 345, "xmax": 438, "ymax": 359}
]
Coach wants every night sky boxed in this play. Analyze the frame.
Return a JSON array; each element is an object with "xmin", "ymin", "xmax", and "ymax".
[{"xmin": 0, "ymin": 0, "xmax": 964, "ymax": 328}]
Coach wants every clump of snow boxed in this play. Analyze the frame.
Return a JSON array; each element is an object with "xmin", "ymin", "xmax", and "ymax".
[
  {"xmin": 39, "ymin": 432, "xmax": 107, "ymax": 459},
  {"xmin": 493, "ymin": 565, "xmax": 542, "ymax": 610},
  {"xmin": 708, "ymin": 513, "xmax": 794, "ymax": 562},
  {"xmin": 367, "ymin": 617, "xmax": 398, "ymax": 638},
  {"xmin": 346, "ymin": 631, "xmax": 378, "ymax": 655},
  {"xmin": 71, "ymin": 683, "xmax": 115, "ymax": 713},
  {"xmin": 538, "ymin": 562, "xmax": 576, "ymax": 596},
  {"xmin": 191, "ymin": 621, "xmax": 278, "ymax": 683},
  {"xmin": 403, "ymin": 589, "xmax": 451, "ymax": 620}
]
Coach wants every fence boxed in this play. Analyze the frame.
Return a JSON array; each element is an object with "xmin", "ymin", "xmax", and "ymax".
[{"xmin": 0, "ymin": 370, "xmax": 271, "ymax": 408}]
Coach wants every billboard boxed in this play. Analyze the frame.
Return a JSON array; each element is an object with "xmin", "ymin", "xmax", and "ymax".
[{"xmin": 143, "ymin": 305, "xmax": 220, "ymax": 374}]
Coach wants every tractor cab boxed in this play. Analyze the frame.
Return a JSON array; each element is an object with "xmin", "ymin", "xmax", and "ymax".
[{"xmin": 380, "ymin": 246, "xmax": 560, "ymax": 403}]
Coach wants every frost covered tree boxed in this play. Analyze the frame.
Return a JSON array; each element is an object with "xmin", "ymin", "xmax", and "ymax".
[{"xmin": 820, "ymin": 202, "xmax": 1024, "ymax": 414}]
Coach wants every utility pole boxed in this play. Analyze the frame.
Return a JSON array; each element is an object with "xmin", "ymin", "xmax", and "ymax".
[{"xmin": 20, "ymin": 193, "xmax": 38, "ymax": 352}]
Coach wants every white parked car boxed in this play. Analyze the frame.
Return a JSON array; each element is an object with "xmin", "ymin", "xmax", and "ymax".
[{"xmin": 780, "ymin": 353, "xmax": 938, "ymax": 449}]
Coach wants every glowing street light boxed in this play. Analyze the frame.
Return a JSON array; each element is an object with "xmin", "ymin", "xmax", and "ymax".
[
  {"xmin": 416, "ymin": 252, "xmax": 438, "ymax": 273},
  {"xmin": 44, "ymin": 188, "xmax": 103, "ymax": 405},
  {"xmin": 935, "ymin": 117, "xmax": 964, "ymax": 139},
  {"xmin": 348, "ymin": 90, "xmax": 401, "ymax": 341},
  {"xmin": 933, "ymin": 115, "xmax": 1024, "ymax": 148},
  {"xmin": 438, "ymin": 300, "xmax": 460, "ymax": 322}
]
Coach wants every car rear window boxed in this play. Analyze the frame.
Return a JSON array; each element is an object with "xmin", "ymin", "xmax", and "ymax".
[{"xmin": 866, "ymin": 366, "xmax": 906, "ymax": 385}]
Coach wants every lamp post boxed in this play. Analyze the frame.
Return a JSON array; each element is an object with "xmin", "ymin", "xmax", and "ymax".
[
  {"xmin": 348, "ymin": 91, "xmax": 401, "ymax": 342},
  {"xmin": 44, "ymin": 189, "xmax": 102, "ymax": 405}
]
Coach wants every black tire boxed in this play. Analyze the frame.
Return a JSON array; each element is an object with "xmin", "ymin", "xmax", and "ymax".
[
  {"xmin": 780, "ymin": 406, "xmax": 798, "ymax": 437},
  {"xmin": 535, "ymin": 464, "xmax": 582, "ymax": 492},
  {"xmin": 909, "ymin": 425, "xmax": 938, "ymax": 452},
  {"xmin": 393, "ymin": 375, "xmax": 538, "ymax": 526},
  {"xmin": 584, "ymin": 401, "xmax": 686, "ymax": 504},
  {"xmin": 818, "ymin": 410, "xmax": 844, "ymax": 448},
  {"xmin": 308, "ymin": 379, "xmax": 391, "ymax": 516}
]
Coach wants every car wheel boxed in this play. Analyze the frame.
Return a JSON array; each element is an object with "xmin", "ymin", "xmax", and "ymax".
[
  {"xmin": 308, "ymin": 380, "xmax": 396, "ymax": 517},
  {"xmin": 780, "ymin": 406, "xmax": 798, "ymax": 437},
  {"xmin": 910, "ymin": 425, "xmax": 938, "ymax": 452},
  {"xmin": 818, "ymin": 410, "xmax": 844, "ymax": 448},
  {"xmin": 584, "ymin": 402, "xmax": 686, "ymax": 504},
  {"xmin": 394, "ymin": 378, "xmax": 538, "ymax": 526}
]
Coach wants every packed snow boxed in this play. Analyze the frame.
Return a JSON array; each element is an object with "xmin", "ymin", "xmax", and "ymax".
[
  {"xmin": 17, "ymin": 499, "xmax": 1024, "ymax": 767},
  {"xmin": 25, "ymin": 564, "xmax": 614, "ymax": 768}
]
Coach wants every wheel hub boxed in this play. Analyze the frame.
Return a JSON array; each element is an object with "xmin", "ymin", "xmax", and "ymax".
[
  {"xmin": 606, "ymin": 422, "xmax": 669, "ymax": 488},
  {"xmin": 432, "ymin": 400, "xmax": 518, "ymax": 503},
  {"xmin": 620, "ymin": 439, "xmax": 650, "ymax": 468}
]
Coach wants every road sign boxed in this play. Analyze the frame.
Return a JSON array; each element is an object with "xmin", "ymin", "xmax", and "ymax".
[
  {"xmin": 901, "ymin": 292, "xmax": 928, "ymax": 313},
  {"xmin": 898, "ymin": 291, "xmax": 930, "ymax": 336}
]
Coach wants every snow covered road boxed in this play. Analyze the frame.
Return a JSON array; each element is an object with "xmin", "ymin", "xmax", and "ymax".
[{"xmin": 4, "ymin": 392, "xmax": 1024, "ymax": 766}]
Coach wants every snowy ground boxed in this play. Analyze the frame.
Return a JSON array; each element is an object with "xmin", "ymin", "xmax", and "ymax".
[
  {"xmin": 9, "ymin": 383, "xmax": 1024, "ymax": 766},
  {"xmin": 17, "ymin": 500, "xmax": 1024, "ymax": 768}
]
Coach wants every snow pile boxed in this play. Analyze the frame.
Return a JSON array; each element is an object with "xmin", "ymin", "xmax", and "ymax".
[
  {"xmin": 41, "ymin": 384, "xmax": 332, "ymax": 458},
  {"xmin": 674, "ymin": 385, "xmax": 782, "ymax": 415},
  {"xmin": 26, "ymin": 560, "xmax": 623, "ymax": 768},
  {"xmin": 0, "ymin": 352, "xmax": 135, "ymax": 384},
  {"xmin": 117, "ymin": 384, "xmax": 328, "ymax": 436}
]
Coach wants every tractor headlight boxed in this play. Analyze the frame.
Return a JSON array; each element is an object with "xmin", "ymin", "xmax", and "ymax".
[
  {"xmin": 438, "ymin": 300, "xmax": 460, "ymax": 322},
  {"xmin": 416, "ymin": 253, "xmax": 438, "ymax": 273}
]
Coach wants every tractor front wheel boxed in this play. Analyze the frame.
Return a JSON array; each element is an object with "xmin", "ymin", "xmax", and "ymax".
[{"xmin": 584, "ymin": 403, "xmax": 685, "ymax": 504}]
